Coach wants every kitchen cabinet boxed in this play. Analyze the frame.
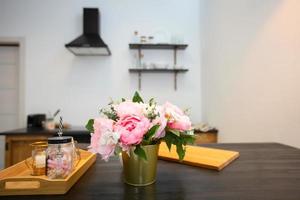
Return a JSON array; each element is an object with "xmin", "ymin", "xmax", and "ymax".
[
  {"xmin": 5, "ymin": 135, "xmax": 48, "ymax": 167},
  {"xmin": 194, "ymin": 130, "xmax": 218, "ymax": 144}
]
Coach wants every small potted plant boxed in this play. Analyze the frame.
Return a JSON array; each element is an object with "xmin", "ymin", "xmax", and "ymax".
[{"xmin": 86, "ymin": 92, "xmax": 194, "ymax": 186}]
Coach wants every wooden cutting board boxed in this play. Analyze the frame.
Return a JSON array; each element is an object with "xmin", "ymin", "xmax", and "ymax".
[{"xmin": 158, "ymin": 142, "xmax": 239, "ymax": 171}]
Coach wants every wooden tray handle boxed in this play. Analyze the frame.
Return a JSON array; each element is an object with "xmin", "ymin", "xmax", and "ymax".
[{"xmin": 0, "ymin": 177, "xmax": 48, "ymax": 190}]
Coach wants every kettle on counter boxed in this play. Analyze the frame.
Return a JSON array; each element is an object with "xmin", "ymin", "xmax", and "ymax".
[{"xmin": 27, "ymin": 114, "xmax": 46, "ymax": 128}]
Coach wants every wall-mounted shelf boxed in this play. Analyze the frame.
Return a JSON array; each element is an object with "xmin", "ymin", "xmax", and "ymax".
[
  {"xmin": 129, "ymin": 43, "xmax": 188, "ymax": 50},
  {"xmin": 129, "ymin": 68, "xmax": 188, "ymax": 90},
  {"xmin": 129, "ymin": 43, "xmax": 188, "ymax": 90},
  {"xmin": 129, "ymin": 68, "xmax": 189, "ymax": 73}
]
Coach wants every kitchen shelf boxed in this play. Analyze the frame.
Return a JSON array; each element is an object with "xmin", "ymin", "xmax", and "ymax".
[
  {"xmin": 129, "ymin": 43, "xmax": 188, "ymax": 90},
  {"xmin": 129, "ymin": 68, "xmax": 189, "ymax": 73},
  {"xmin": 129, "ymin": 43, "xmax": 188, "ymax": 50},
  {"xmin": 129, "ymin": 68, "xmax": 188, "ymax": 90}
]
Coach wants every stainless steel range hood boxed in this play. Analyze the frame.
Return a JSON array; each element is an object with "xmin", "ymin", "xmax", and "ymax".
[{"xmin": 65, "ymin": 8, "xmax": 111, "ymax": 56}]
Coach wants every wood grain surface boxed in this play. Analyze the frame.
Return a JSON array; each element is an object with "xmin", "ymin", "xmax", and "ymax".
[
  {"xmin": 158, "ymin": 142, "xmax": 239, "ymax": 170},
  {"xmin": 1, "ymin": 143, "xmax": 300, "ymax": 200},
  {"xmin": 0, "ymin": 150, "xmax": 96, "ymax": 196}
]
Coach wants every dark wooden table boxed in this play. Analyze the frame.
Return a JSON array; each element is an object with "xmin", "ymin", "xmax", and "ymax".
[{"xmin": 3, "ymin": 143, "xmax": 300, "ymax": 200}]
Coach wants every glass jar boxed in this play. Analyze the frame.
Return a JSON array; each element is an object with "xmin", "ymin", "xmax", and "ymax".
[
  {"xmin": 25, "ymin": 141, "xmax": 48, "ymax": 176},
  {"xmin": 44, "ymin": 118, "xmax": 55, "ymax": 130},
  {"xmin": 46, "ymin": 136, "xmax": 76, "ymax": 179}
]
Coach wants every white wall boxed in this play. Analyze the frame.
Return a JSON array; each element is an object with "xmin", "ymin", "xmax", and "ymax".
[
  {"xmin": 0, "ymin": 0, "xmax": 202, "ymax": 126},
  {"xmin": 201, "ymin": 0, "xmax": 300, "ymax": 148},
  {"xmin": 2, "ymin": 0, "xmax": 298, "ymax": 148}
]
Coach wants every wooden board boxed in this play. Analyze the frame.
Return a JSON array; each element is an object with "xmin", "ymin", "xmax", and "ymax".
[
  {"xmin": 158, "ymin": 142, "xmax": 239, "ymax": 171},
  {"xmin": 0, "ymin": 149, "xmax": 96, "ymax": 196}
]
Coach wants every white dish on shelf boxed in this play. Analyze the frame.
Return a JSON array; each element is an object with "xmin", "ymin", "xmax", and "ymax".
[{"xmin": 151, "ymin": 28, "xmax": 170, "ymax": 44}]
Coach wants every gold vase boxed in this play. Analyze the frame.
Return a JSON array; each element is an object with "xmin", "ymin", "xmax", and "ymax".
[{"xmin": 122, "ymin": 144, "xmax": 159, "ymax": 186}]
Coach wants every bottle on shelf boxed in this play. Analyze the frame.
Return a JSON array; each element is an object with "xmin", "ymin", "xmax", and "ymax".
[
  {"xmin": 132, "ymin": 31, "xmax": 139, "ymax": 43},
  {"xmin": 133, "ymin": 53, "xmax": 144, "ymax": 68},
  {"xmin": 140, "ymin": 36, "xmax": 147, "ymax": 43},
  {"xmin": 148, "ymin": 36, "xmax": 154, "ymax": 44}
]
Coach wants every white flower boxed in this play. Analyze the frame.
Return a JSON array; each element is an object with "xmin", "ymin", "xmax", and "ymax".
[{"xmin": 99, "ymin": 130, "xmax": 120, "ymax": 146}]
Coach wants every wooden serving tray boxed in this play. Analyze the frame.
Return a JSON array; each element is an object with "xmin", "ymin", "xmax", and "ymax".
[
  {"xmin": 0, "ymin": 149, "xmax": 96, "ymax": 196},
  {"xmin": 158, "ymin": 142, "xmax": 239, "ymax": 171}
]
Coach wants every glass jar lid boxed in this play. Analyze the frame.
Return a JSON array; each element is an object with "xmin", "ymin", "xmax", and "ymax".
[
  {"xmin": 30, "ymin": 141, "xmax": 48, "ymax": 148},
  {"xmin": 48, "ymin": 136, "xmax": 73, "ymax": 144}
]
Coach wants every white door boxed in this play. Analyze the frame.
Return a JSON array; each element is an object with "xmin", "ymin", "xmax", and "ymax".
[{"xmin": 0, "ymin": 45, "xmax": 19, "ymax": 132}]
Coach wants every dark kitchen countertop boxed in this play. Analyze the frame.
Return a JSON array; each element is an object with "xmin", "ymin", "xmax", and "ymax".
[
  {"xmin": 0, "ymin": 127, "xmax": 90, "ymax": 143},
  {"xmin": 0, "ymin": 126, "xmax": 88, "ymax": 135},
  {"xmin": 2, "ymin": 143, "xmax": 300, "ymax": 200}
]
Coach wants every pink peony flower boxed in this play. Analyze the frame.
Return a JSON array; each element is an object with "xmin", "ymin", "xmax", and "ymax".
[
  {"xmin": 114, "ymin": 101, "xmax": 145, "ymax": 118},
  {"xmin": 89, "ymin": 118, "xmax": 120, "ymax": 161},
  {"xmin": 115, "ymin": 115, "xmax": 150, "ymax": 146},
  {"xmin": 151, "ymin": 106, "xmax": 167, "ymax": 139},
  {"xmin": 163, "ymin": 102, "xmax": 192, "ymax": 131},
  {"xmin": 97, "ymin": 131, "xmax": 120, "ymax": 161}
]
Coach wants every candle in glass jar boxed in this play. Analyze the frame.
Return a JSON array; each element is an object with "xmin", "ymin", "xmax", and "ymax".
[{"xmin": 35, "ymin": 154, "xmax": 46, "ymax": 168}]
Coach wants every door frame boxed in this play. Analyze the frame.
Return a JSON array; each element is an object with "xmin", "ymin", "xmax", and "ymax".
[{"xmin": 0, "ymin": 37, "xmax": 26, "ymax": 128}]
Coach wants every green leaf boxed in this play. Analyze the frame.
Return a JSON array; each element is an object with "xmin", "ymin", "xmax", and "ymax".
[
  {"xmin": 168, "ymin": 129, "xmax": 181, "ymax": 137},
  {"xmin": 85, "ymin": 119, "xmax": 94, "ymax": 132},
  {"xmin": 163, "ymin": 131, "xmax": 189, "ymax": 160},
  {"xmin": 165, "ymin": 139, "xmax": 172, "ymax": 151},
  {"xmin": 121, "ymin": 98, "xmax": 126, "ymax": 102},
  {"xmin": 164, "ymin": 132, "xmax": 175, "ymax": 151},
  {"xmin": 134, "ymin": 145, "xmax": 147, "ymax": 160},
  {"xmin": 144, "ymin": 125, "xmax": 160, "ymax": 142},
  {"xmin": 182, "ymin": 135, "xmax": 195, "ymax": 145},
  {"xmin": 132, "ymin": 91, "xmax": 144, "ymax": 103},
  {"xmin": 176, "ymin": 143, "xmax": 186, "ymax": 161}
]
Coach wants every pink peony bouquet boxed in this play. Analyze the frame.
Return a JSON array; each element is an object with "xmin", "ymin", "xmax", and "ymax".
[{"xmin": 86, "ymin": 92, "xmax": 194, "ymax": 161}]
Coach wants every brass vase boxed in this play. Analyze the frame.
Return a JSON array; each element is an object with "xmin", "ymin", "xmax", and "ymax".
[{"xmin": 122, "ymin": 144, "xmax": 159, "ymax": 186}]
